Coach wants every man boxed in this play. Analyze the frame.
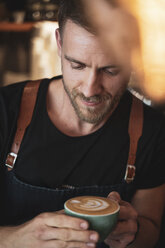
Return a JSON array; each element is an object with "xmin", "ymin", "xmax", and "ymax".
[{"xmin": 0, "ymin": 1, "xmax": 165, "ymax": 248}]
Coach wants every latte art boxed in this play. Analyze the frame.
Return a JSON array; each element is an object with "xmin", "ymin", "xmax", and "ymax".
[
  {"xmin": 65, "ymin": 196, "xmax": 119, "ymax": 215},
  {"xmin": 71, "ymin": 199, "xmax": 109, "ymax": 211}
]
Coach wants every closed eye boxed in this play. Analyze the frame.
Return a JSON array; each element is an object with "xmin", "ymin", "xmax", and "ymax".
[
  {"xmin": 71, "ymin": 62, "xmax": 86, "ymax": 70},
  {"xmin": 103, "ymin": 68, "xmax": 120, "ymax": 76}
]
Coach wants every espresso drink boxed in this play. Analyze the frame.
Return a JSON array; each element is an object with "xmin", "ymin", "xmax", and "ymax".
[{"xmin": 65, "ymin": 196, "xmax": 119, "ymax": 215}]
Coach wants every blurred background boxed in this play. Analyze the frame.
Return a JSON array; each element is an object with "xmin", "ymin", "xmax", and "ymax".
[
  {"xmin": 0, "ymin": 0, "xmax": 61, "ymax": 86},
  {"xmin": 0, "ymin": 0, "xmax": 165, "ymax": 110}
]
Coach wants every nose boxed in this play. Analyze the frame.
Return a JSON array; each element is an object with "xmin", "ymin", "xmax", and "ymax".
[{"xmin": 80, "ymin": 69, "xmax": 103, "ymax": 97}]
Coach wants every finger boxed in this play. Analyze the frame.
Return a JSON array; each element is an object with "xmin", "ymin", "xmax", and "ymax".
[
  {"xmin": 105, "ymin": 238, "xmax": 125, "ymax": 248},
  {"xmin": 56, "ymin": 209, "xmax": 65, "ymax": 214},
  {"xmin": 118, "ymin": 205, "xmax": 138, "ymax": 220},
  {"xmin": 43, "ymin": 240, "xmax": 96, "ymax": 248},
  {"xmin": 105, "ymin": 234, "xmax": 135, "ymax": 248},
  {"xmin": 39, "ymin": 227, "xmax": 99, "ymax": 243},
  {"xmin": 38, "ymin": 213, "xmax": 89, "ymax": 230},
  {"xmin": 110, "ymin": 219, "xmax": 137, "ymax": 238},
  {"xmin": 107, "ymin": 191, "xmax": 121, "ymax": 204}
]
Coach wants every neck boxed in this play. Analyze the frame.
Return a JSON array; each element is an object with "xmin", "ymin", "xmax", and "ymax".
[{"xmin": 47, "ymin": 78, "xmax": 117, "ymax": 137}]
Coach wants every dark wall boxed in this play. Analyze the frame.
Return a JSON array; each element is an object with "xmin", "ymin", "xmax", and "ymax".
[
  {"xmin": 5, "ymin": 0, "xmax": 61, "ymax": 11},
  {"xmin": 5, "ymin": 0, "xmax": 27, "ymax": 11}
]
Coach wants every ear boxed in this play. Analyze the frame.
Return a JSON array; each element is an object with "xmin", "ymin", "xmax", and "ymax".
[{"xmin": 55, "ymin": 28, "xmax": 62, "ymax": 57}]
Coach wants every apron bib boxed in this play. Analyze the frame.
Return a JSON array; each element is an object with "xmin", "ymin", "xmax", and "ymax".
[{"xmin": 1, "ymin": 80, "xmax": 143, "ymax": 248}]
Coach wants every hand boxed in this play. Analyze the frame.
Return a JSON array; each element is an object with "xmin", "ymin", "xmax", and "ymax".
[
  {"xmin": 105, "ymin": 192, "xmax": 138, "ymax": 248},
  {"xmin": 0, "ymin": 211, "xmax": 99, "ymax": 248}
]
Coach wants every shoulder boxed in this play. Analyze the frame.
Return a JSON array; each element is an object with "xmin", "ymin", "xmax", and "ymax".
[
  {"xmin": 0, "ymin": 81, "xmax": 27, "ymax": 109},
  {"xmin": 0, "ymin": 81, "xmax": 29, "ymax": 131},
  {"xmin": 142, "ymin": 101, "xmax": 165, "ymax": 134},
  {"xmin": 130, "ymin": 92, "xmax": 165, "ymax": 132},
  {"xmin": 0, "ymin": 77, "xmax": 51, "ymax": 109},
  {"xmin": 0, "ymin": 79, "xmax": 48, "ymax": 161},
  {"xmin": 129, "ymin": 95, "xmax": 165, "ymax": 188},
  {"xmin": 0, "ymin": 81, "xmax": 28, "ymax": 162}
]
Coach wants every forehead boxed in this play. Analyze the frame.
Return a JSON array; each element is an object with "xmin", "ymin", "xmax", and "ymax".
[{"xmin": 62, "ymin": 20, "xmax": 115, "ymax": 63}]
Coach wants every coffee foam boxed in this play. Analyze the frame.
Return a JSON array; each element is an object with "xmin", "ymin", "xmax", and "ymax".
[
  {"xmin": 65, "ymin": 196, "xmax": 119, "ymax": 215},
  {"xmin": 71, "ymin": 199, "xmax": 109, "ymax": 211}
]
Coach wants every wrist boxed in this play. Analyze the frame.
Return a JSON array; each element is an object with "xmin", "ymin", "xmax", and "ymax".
[{"xmin": 127, "ymin": 219, "xmax": 140, "ymax": 247}]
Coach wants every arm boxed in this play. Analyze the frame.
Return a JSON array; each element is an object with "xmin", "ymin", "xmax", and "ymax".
[
  {"xmin": 105, "ymin": 184, "xmax": 165, "ymax": 248},
  {"xmin": 129, "ymin": 184, "xmax": 165, "ymax": 248},
  {"xmin": 0, "ymin": 212, "xmax": 99, "ymax": 248}
]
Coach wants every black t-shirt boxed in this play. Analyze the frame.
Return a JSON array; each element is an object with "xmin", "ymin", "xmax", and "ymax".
[{"xmin": 0, "ymin": 76, "xmax": 165, "ymax": 190}]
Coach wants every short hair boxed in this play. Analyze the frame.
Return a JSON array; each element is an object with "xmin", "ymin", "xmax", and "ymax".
[
  {"xmin": 58, "ymin": 0, "xmax": 98, "ymax": 35},
  {"xmin": 58, "ymin": 0, "xmax": 140, "ymax": 53}
]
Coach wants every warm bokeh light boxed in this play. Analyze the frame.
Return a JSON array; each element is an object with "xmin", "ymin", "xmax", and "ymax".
[
  {"xmin": 125, "ymin": 0, "xmax": 165, "ymax": 102},
  {"xmin": 83, "ymin": 0, "xmax": 165, "ymax": 103}
]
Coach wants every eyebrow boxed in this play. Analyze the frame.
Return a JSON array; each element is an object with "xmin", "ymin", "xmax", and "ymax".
[
  {"xmin": 64, "ymin": 55, "xmax": 85, "ymax": 65},
  {"xmin": 64, "ymin": 55, "xmax": 119, "ymax": 70}
]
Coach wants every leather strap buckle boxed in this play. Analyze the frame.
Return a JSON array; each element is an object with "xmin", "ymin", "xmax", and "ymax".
[
  {"xmin": 4, "ymin": 80, "xmax": 41, "ymax": 171},
  {"xmin": 5, "ymin": 152, "xmax": 17, "ymax": 169},
  {"xmin": 124, "ymin": 164, "xmax": 136, "ymax": 183}
]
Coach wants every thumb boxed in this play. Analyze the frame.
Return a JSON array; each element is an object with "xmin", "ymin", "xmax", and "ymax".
[
  {"xmin": 56, "ymin": 209, "xmax": 65, "ymax": 214},
  {"xmin": 107, "ymin": 191, "xmax": 121, "ymax": 204}
]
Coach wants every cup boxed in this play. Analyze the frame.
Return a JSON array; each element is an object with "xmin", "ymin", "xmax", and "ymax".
[
  {"xmin": 12, "ymin": 11, "xmax": 25, "ymax": 23},
  {"xmin": 64, "ymin": 195, "xmax": 120, "ymax": 242}
]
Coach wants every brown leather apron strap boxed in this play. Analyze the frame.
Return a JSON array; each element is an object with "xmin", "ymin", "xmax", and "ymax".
[
  {"xmin": 125, "ymin": 96, "xmax": 143, "ymax": 183},
  {"xmin": 5, "ymin": 80, "xmax": 41, "ymax": 171},
  {"xmin": 5, "ymin": 83, "xmax": 143, "ymax": 180}
]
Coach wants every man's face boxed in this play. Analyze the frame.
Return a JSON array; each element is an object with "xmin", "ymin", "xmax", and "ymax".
[{"xmin": 56, "ymin": 20, "xmax": 131, "ymax": 124}]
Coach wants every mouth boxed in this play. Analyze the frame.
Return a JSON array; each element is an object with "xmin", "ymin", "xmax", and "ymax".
[{"xmin": 81, "ymin": 99, "xmax": 102, "ymax": 107}]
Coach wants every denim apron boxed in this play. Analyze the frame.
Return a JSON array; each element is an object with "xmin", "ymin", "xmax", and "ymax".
[
  {"xmin": 0, "ymin": 164, "xmax": 136, "ymax": 248},
  {"xmin": 0, "ymin": 80, "xmax": 139, "ymax": 247}
]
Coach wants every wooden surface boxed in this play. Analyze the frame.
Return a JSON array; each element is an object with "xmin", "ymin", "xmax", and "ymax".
[{"xmin": 0, "ymin": 22, "xmax": 35, "ymax": 32}]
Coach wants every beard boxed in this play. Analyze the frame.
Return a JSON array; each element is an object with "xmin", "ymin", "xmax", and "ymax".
[{"xmin": 62, "ymin": 78, "xmax": 126, "ymax": 124}]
